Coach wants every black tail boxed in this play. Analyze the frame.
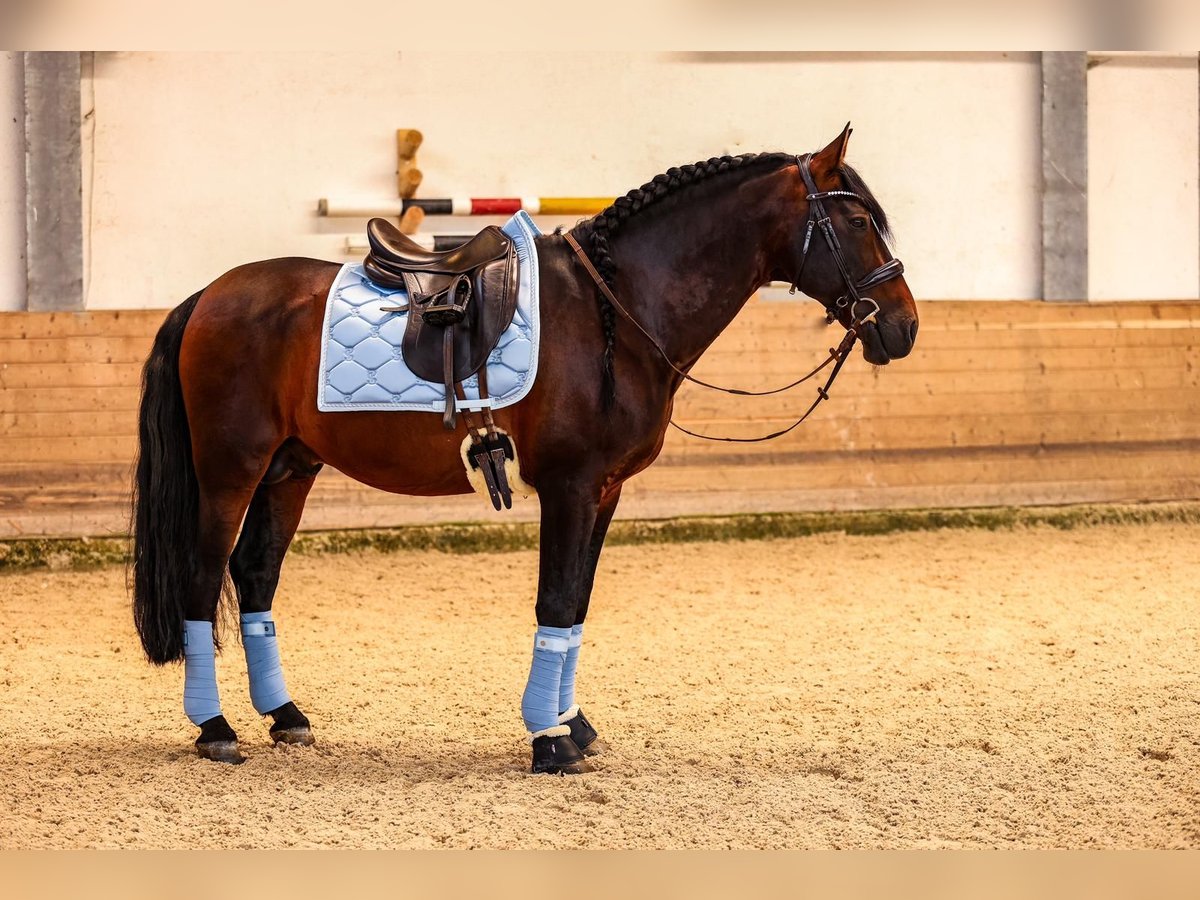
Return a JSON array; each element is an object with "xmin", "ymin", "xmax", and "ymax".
[{"xmin": 131, "ymin": 291, "xmax": 203, "ymax": 664}]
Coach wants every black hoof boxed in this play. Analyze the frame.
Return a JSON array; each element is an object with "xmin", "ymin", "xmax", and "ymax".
[
  {"xmin": 563, "ymin": 708, "xmax": 607, "ymax": 756},
  {"xmin": 531, "ymin": 733, "xmax": 592, "ymax": 775},
  {"xmin": 196, "ymin": 739, "xmax": 245, "ymax": 764},
  {"xmin": 268, "ymin": 702, "xmax": 314, "ymax": 746},
  {"xmin": 270, "ymin": 725, "xmax": 315, "ymax": 747},
  {"xmin": 579, "ymin": 737, "xmax": 608, "ymax": 757},
  {"xmin": 196, "ymin": 715, "xmax": 244, "ymax": 764}
]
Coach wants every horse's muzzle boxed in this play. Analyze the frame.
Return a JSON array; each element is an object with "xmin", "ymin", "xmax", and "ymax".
[{"xmin": 865, "ymin": 315, "xmax": 918, "ymax": 363}]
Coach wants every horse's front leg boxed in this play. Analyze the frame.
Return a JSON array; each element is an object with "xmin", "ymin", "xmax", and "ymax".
[
  {"xmin": 522, "ymin": 479, "xmax": 601, "ymax": 774},
  {"xmin": 553, "ymin": 484, "xmax": 622, "ymax": 757}
]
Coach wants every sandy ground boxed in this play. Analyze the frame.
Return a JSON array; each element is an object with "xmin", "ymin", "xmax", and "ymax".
[{"xmin": 1, "ymin": 522, "xmax": 1198, "ymax": 849}]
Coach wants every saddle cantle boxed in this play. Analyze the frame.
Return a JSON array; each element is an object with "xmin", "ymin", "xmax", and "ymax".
[
  {"xmin": 365, "ymin": 218, "xmax": 512, "ymax": 275},
  {"xmin": 361, "ymin": 216, "xmax": 522, "ymax": 509}
]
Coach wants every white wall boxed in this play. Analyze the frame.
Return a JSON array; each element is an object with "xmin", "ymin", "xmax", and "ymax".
[
  {"xmin": 1088, "ymin": 54, "xmax": 1200, "ymax": 300},
  {"xmin": 79, "ymin": 51, "xmax": 1044, "ymax": 308},
  {"xmin": 20, "ymin": 51, "xmax": 1197, "ymax": 310},
  {"xmin": 0, "ymin": 52, "xmax": 26, "ymax": 312}
]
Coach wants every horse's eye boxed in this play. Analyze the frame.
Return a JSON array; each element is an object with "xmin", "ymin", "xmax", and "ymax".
[{"xmin": 850, "ymin": 217, "xmax": 868, "ymax": 230}]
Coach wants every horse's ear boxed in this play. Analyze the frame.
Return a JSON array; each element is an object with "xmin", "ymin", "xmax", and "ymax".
[{"xmin": 810, "ymin": 122, "xmax": 852, "ymax": 180}]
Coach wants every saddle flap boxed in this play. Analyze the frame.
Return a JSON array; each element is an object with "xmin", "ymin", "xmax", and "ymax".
[{"xmin": 400, "ymin": 246, "xmax": 520, "ymax": 386}]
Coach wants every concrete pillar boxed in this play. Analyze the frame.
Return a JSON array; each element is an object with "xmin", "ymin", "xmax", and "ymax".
[
  {"xmin": 1041, "ymin": 51, "xmax": 1088, "ymax": 301},
  {"xmin": 0, "ymin": 52, "xmax": 26, "ymax": 312},
  {"xmin": 23, "ymin": 51, "xmax": 83, "ymax": 312}
]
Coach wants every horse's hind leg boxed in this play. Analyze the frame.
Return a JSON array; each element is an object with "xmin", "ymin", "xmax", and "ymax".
[
  {"xmin": 229, "ymin": 462, "xmax": 319, "ymax": 748},
  {"xmin": 185, "ymin": 480, "xmax": 261, "ymax": 764}
]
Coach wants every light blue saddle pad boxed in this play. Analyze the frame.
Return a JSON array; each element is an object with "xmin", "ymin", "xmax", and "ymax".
[{"xmin": 317, "ymin": 211, "xmax": 542, "ymax": 414}]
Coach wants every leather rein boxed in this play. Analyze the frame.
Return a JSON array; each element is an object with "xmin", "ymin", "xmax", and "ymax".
[{"xmin": 563, "ymin": 153, "xmax": 906, "ymax": 442}]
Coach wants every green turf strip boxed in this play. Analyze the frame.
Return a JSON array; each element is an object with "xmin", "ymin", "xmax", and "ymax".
[{"xmin": 3, "ymin": 501, "xmax": 1198, "ymax": 574}]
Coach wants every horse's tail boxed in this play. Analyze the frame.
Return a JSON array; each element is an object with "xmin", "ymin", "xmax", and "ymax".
[{"xmin": 131, "ymin": 290, "xmax": 203, "ymax": 665}]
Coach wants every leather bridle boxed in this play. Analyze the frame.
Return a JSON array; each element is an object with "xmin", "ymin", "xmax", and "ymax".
[
  {"xmin": 563, "ymin": 153, "xmax": 907, "ymax": 442},
  {"xmin": 792, "ymin": 152, "xmax": 905, "ymax": 328}
]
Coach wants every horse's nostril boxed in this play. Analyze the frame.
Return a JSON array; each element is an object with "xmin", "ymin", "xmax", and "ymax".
[{"xmin": 907, "ymin": 319, "xmax": 919, "ymax": 343}]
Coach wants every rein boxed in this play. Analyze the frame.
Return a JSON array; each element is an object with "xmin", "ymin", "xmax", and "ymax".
[{"xmin": 564, "ymin": 154, "xmax": 905, "ymax": 442}]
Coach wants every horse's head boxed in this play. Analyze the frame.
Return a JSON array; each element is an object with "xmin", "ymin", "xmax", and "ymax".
[{"xmin": 786, "ymin": 125, "xmax": 918, "ymax": 365}]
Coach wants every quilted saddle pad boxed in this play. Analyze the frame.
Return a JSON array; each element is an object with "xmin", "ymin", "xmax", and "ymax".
[{"xmin": 317, "ymin": 210, "xmax": 542, "ymax": 414}]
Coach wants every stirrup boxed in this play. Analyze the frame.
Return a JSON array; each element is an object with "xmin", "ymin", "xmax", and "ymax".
[{"xmin": 421, "ymin": 274, "xmax": 471, "ymax": 326}]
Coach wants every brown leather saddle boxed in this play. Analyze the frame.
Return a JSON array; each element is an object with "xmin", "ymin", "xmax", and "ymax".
[
  {"xmin": 363, "ymin": 217, "xmax": 521, "ymax": 509},
  {"xmin": 364, "ymin": 218, "xmax": 519, "ymax": 427}
]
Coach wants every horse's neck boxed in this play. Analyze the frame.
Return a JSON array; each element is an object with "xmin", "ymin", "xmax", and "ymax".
[{"xmin": 611, "ymin": 171, "xmax": 789, "ymax": 373}]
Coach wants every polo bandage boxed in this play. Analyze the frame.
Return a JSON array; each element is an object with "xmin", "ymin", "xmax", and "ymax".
[
  {"xmin": 182, "ymin": 619, "xmax": 222, "ymax": 725},
  {"xmin": 558, "ymin": 623, "xmax": 584, "ymax": 714},
  {"xmin": 240, "ymin": 611, "xmax": 292, "ymax": 715},
  {"xmin": 520, "ymin": 625, "xmax": 572, "ymax": 733}
]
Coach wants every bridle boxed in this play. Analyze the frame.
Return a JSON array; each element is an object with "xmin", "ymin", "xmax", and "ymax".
[
  {"xmin": 563, "ymin": 153, "xmax": 906, "ymax": 442},
  {"xmin": 792, "ymin": 153, "xmax": 905, "ymax": 329}
]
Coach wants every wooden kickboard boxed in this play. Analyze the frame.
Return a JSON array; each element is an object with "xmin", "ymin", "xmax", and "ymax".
[{"xmin": 1, "ymin": 299, "xmax": 1198, "ymax": 537}]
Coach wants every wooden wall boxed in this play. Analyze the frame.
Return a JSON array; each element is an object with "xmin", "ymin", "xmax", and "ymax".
[{"xmin": 2, "ymin": 299, "xmax": 1198, "ymax": 539}]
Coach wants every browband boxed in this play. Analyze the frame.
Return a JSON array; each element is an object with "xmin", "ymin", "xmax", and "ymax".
[{"xmin": 791, "ymin": 153, "xmax": 905, "ymax": 321}]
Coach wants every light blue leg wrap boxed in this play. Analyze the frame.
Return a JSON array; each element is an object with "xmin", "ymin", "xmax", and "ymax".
[
  {"xmin": 240, "ymin": 611, "xmax": 292, "ymax": 715},
  {"xmin": 558, "ymin": 624, "xmax": 584, "ymax": 715},
  {"xmin": 520, "ymin": 625, "xmax": 572, "ymax": 734},
  {"xmin": 182, "ymin": 620, "xmax": 222, "ymax": 726}
]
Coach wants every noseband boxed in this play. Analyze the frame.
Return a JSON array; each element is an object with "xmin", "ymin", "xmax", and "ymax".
[
  {"xmin": 562, "ymin": 153, "xmax": 907, "ymax": 443},
  {"xmin": 791, "ymin": 153, "xmax": 905, "ymax": 327}
]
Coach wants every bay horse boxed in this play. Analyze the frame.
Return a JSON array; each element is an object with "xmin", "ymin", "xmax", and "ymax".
[{"xmin": 132, "ymin": 125, "xmax": 918, "ymax": 773}]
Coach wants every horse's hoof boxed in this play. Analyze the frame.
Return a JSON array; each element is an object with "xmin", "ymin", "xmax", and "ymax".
[
  {"xmin": 196, "ymin": 715, "xmax": 244, "ymax": 764},
  {"xmin": 563, "ymin": 707, "xmax": 607, "ymax": 756},
  {"xmin": 531, "ymin": 734, "xmax": 592, "ymax": 775},
  {"xmin": 196, "ymin": 740, "xmax": 245, "ymax": 765},
  {"xmin": 579, "ymin": 737, "xmax": 608, "ymax": 757},
  {"xmin": 270, "ymin": 725, "xmax": 315, "ymax": 747}
]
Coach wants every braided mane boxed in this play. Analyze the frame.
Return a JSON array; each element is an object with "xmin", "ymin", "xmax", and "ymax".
[
  {"xmin": 571, "ymin": 152, "xmax": 794, "ymax": 407},
  {"xmin": 571, "ymin": 151, "xmax": 893, "ymax": 407}
]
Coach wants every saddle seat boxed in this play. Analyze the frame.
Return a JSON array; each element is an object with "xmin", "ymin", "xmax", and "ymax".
[
  {"xmin": 360, "ymin": 216, "xmax": 521, "ymax": 434},
  {"xmin": 365, "ymin": 218, "xmax": 511, "ymax": 276}
]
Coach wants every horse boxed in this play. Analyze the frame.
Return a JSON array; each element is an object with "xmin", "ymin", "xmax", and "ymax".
[{"xmin": 131, "ymin": 124, "xmax": 918, "ymax": 773}]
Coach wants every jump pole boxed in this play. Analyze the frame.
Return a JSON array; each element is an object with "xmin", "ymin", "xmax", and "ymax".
[{"xmin": 318, "ymin": 196, "xmax": 615, "ymax": 218}]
